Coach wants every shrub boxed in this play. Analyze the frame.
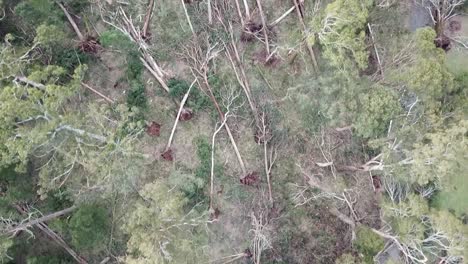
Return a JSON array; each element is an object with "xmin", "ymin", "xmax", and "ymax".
[
  {"xmin": 354, "ymin": 86, "xmax": 401, "ymax": 139},
  {"xmin": 127, "ymin": 79, "xmax": 147, "ymax": 109},
  {"xmin": 168, "ymin": 78, "xmax": 210, "ymax": 111},
  {"xmin": 354, "ymin": 226, "xmax": 385, "ymax": 263},
  {"xmin": 69, "ymin": 204, "xmax": 109, "ymax": 251}
]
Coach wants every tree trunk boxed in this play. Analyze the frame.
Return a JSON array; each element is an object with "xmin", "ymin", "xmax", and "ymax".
[
  {"xmin": 5, "ymin": 206, "xmax": 77, "ymax": 235},
  {"xmin": 57, "ymin": 2, "xmax": 84, "ymax": 41},
  {"xmin": 142, "ymin": 0, "xmax": 155, "ymax": 39}
]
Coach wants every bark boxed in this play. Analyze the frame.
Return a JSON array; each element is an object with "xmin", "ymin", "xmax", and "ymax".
[
  {"xmin": 14, "ymin": 76, "xmax": 46, "ymax": 91},
  {"xmin": 234, "ymin": 0, "xmax": 245, "ymax": 25},
  {"xmin": 202, "ymin": 77, "xmax": 247, "ymax": 176},
  {"xmin": 208, "ymin": 0, "xmax": 213, "ymax": 24},
  {"xmin": 242, "ymin": 0, "xmax": 251, "ymax": 19},
  {"xmin": 5, "ymin": 206, "xmax": 77, "ymax": 235},
  {"xmin": 12, "ymin": 205, "xmax": 87, "ymax": 264},
  {"xmin": 367, "ymin": 23, "xmax": 383, "ymax": 77},
  {"xmin": 166, "ymin": 79, "xmax": 196, "ymax": 150},
  {"xmin": 292, "ymin": 0, "xmax": 319, "ymax": 73},
  {"xmin": 255, "ymin": 0, "xmax": 270, "ymax": 56},
  {"xmin": 54, "ymin": 125, "xmax": 108, "ymax": 142},
  {"xmin": 81, "ymin": 82, "xmax": 115, "ymax": 104},
  {"xmin": 57, "ymin": 2, "xmax": 84, "ymax": 41},
  {"xmin": 210, "ymin": 120, "xmax": 227, "ymax": 211},
  {"xmin": 142, "ymin": 0, "xmax": 155, "ymax": 39},
  {"xmin": 181, "ymin": 0, "xmax": 195, "ymax": 34},
  {"xmin": 270, "ymin": 6, "xmax": 295, "ymax": 27}
]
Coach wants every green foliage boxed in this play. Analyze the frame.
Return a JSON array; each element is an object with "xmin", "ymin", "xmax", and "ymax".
[
  {"xmin": 27, "ymin": 254, "xmax": 73, "ymax": 264},
  {"xmin": 404, "ymin": 28, "xmax": 454, "ymax": 106},
  {"xmin": 168, "ymin": 78, "xmax": 210, "ymax": 111},
  {"xmin": 311, "ymin": 0, "xmax": 373, "ymax": 72},
  {"xmin": 99, "ymin": 30, "xmax": 136, "ymax": 52},
  {"xmin": 410, "ymin": 119, "xmax": 467, "ymax": 187},
  {"xmin": 184, "ymin": 137, "xmax": 212, "ymax": 205},
  {"xmin": 354, "ymin": 86, "xmax": 401, "ymax": 138},
  {"xmin": 0, "ymin": 166, "xmax": 35, "ymax": 203},
  {"xmin": 0, "ymin": 238, "xmax": 13, "ymax": 263},
  {"xmin": 335, "ymin": 253, "xmax": 358, "ymax": 264},
  {"xmin": 100, "ymin": 30, "xmax": 147, "ymax": 115},
  {"xmin": 382, "ymin": 193, "xmax": 467, "ymax": 261},
  {"xmin": 355, "ymin": 226, "xmax": 385, "ymax": 263},
  {"xmin": 123, "ymin": 180, "xmax": 208, "ymax": 263},
  {"xmin": 34, "ymin": 24, "xmax": 67, "ymax": 48},
  {"xmin": 51, "ymin": 48, "xmax": 90, "ymax": 73},
  {"xmin": 127, "ymin": 79, "xmax": 147, "ymax": 110},
  {"xmin": 15, "ymin": 0, "xmax": 63, "ymax": 26},
  {"xmin": 69, "ymin": 204, "xmax": 109, "ymax": 251}
]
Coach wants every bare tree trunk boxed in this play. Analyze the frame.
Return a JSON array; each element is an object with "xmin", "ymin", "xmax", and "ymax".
[
  {"xmin": 14, "ymin": 76, "xmax": 46, "ymax": 91},
  {"xmin": 181, "ymin": 0, "xmax": 195, "ymax": 34},
  {"xmin": 243, "ymin": 0, "xmax": 251, "ymax": 19},
  {"xmin": 270, "ymin": 6, "xmax": 295, "ymax": 27},
  {"xmin": 5, "ymin": 206, "xmax": 77, "ymax": 235},
  {"xmin": 57, "ymin": 2, "xmax": 84, "ymax": 41},
  {"xmin": 12, "ymin": 205, "xmax": 87, "ymax": 264},
  {"xmin": 234, "ymin": 0, "xmax": 245, "ymax": 25},
  {"xmin": 367, "ymin": 23, "xmax": 383, "ymax": 77},
  {"xmin": 165, "ymin": 79, "xmax": 196, "ymax": 151},
  {"xmin": 208, "ymin": 0, "xmax": 213, "ymax": 24},
  {"xmin": 255, "ymin": 0, "xmax": 270, "ymax": 56},
  {"xmin": 292, "ymin": 0, "xmax": 319, "ymax": 73},
  {"xmin": 210, "ymin": 119, "xmax": 227, "ymax": 211},
  {"xmin": 142, "ymin": 0, "xmax": 155, "ymax": 39},
  {"xmin": 81, "ymin": 82, "xmax": 115, "ymax": 104}
]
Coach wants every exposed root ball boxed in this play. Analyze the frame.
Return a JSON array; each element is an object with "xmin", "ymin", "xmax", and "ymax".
[
  {"xmin": 241, "ymin": 22, "xmax": 263, "ymax": 42},
  {"xmin": 179, "ymin": 108, "xmax": 193, "ymax": 121},
  {"xmin": 161, "ymin": 148, "xmax": 173, "ymax": 161},
  {"xmin": 79, "ymin": 36, "xmax": 101, "ymax": 54},
  {"xmin": 240, "ymin": 172, "xmax": 259, "ymax": 186},
  {"xmin": 146, "ymin": 121, "xmax": 161, "ymax": 136},
  {"xmin": 253, "ymin": 49, "xmax": 280, "ymax": 67},
  {"xmin": 434, "ymin": 35, "xmax": 451, "ymax": 51}
]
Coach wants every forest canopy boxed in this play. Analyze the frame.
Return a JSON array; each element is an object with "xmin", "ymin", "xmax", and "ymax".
[{"xmin": 0, "ymin": 0, "xmax": 467, "ymax": 263}]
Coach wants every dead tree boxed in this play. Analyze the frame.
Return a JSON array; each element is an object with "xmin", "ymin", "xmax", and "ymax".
[
  {"xmin": 102, "ymin": 7, "xmax": 169, "ymax": 93},
  {"xmin": 211, "ymin": 5, "xmax": 260, "ymax": 127},
  {"xmin": 423, "ymin": 0, "xmax": 464, "ymax": 36},
  {"xmin": 58, "ymin": 2, "xmax": 100, "ymax": 53},
  {"xmin": 183, "ymin": 36, "xmax": 248, "ymax": 176},
  {"xmin": 141, "ymin": 0, "xmax": 155, "ymax": 40},
  {"xmin": 292, "ymin": 0, "xmax": 319, "ymax": 73},
  {"xmin": 6, "ymin": 205, "xmax": 87, "ymax": 264},
  {"xmin": 258, "ymin": 112, "xmax": 277, "ymax": 203},
  {"xmin": 57, "ymin": 1, "xmax": 84, "ymax": 41},
  {"xmin": 255, "ymin": 0, "xmax": 270, "ymax": 56},
  {"xmin": 163, "ymin": 79, "xmax": 197, "ymax": 160},
  {"xmin": 209, "ymin": 88, "xmax": 243, "ymax": 212},
  {"xmin": 4, "ymin": 206, "xmax": 77, "ymax": 235}
]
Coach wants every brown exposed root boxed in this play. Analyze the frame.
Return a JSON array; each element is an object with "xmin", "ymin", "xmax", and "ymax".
[
  {"xmin": 210, "ymin": 207, "xmax": 221, "ymax": 220},
  {"xmin": 240, "ymin": 171, "xmax": 259, "ymax": 186},
  {"xmin": 146, "ymin": 121, "xmax": 161, "ymax": 136},
  {"xmin": 372, "ymin": 175, "xmax": 382, "ymax": 192},
  {"xmin": 241, "ymin": 20, "xmax": 276, "ymax": 42},
  {"xmin": 179, "ymin": 108, "xmax": 193, "ymax": 121},
  {"xmin": 161, "ymin": 148, "xmax": 173, "ymax": 161},
  {"xmin": 241, "ymin": 21, "xmax": 263, "ymax": 42},
  {"xmin": 435, "ymin": 35, "xmax": 451, "ymax": 51},
  {"xmin": 244, "ymin": 248, "xmax": 253, "ymax": 258},
  {"xmin": 79, "ymin": 36, "xmax": 101, "ymax": 54},
  {"xmin": 253, "ymin": 49, "xmax": 280, "ymax": 67}
]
